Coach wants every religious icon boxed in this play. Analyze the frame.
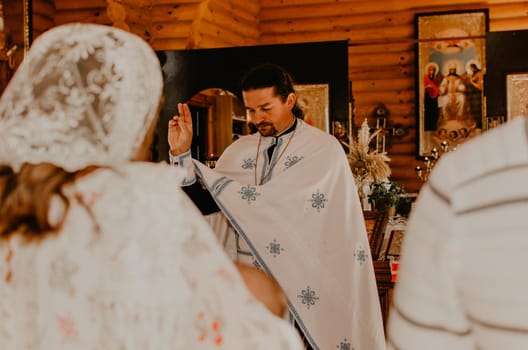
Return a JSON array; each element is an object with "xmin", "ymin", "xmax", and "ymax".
[
  {"xmin": 416, "ymin": 10, "xmax": 488, "ymax": 156},
  {"xmin": 294, "ymin": 83, "xmax": 330, "ymax": 133}
]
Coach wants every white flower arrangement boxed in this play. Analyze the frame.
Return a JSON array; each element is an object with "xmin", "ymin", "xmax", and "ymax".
[{"xmin": 347, "ymin": 119, "xmax": 391, "ymax": 189}]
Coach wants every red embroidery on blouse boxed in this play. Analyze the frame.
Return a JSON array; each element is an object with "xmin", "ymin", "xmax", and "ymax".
[
  {"xmin": 58, "ymin": 315, "xmax": 78, "ymax": 342},
  {"xmin": 217, "ymin": 267, "xmax": 232, "ymax": 282},
  {"xmin": 214, "ymin": 334, "xmax": 223, "ymax": 346}
]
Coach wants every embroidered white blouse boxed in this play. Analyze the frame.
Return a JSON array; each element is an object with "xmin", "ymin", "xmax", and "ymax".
[{"xmin": 0, "ymin": 163, "xmax": 303, "ymax": 350}]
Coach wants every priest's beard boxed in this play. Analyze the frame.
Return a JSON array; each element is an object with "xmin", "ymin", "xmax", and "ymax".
[{"xmin": 255, "ymin": 121, "xmax": 277, "ymax": 137}]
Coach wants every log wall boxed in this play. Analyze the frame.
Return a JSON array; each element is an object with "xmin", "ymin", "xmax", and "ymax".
[
  {"xmin": 65, "ymin": 0, "xmax": 262, "ymax": 49},
  {"xmin": 33, "ymin": 0, "xmax": 55, "ymax": 40},
  {"xmin": 259, "ymin": 0, "xmax": 528, "ymax": 192},
  {"xmin": 48, "ymin": 0, "xmax": 528, "ymax": 191}
]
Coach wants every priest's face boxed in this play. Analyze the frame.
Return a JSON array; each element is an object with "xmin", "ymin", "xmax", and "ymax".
[{"xmin": 243, "ymin": 86, "xmax": 296, "ymax": 137}]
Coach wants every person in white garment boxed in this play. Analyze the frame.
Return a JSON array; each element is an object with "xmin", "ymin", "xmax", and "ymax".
[
  {"xmin": 0, "ymin": 24, "xmax": 303, "ymax": 350},
  {"xmin": 168, "ymin": 63, "xmax": 386, "ymax": 350},
  {"xmin": 387, "ymin": 116, "xmax": 528, "ymax": 350}
]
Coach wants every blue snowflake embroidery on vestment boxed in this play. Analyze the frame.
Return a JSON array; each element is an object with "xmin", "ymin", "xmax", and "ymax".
[
  {"xmin": 297, "ymin": 286, "xmax": 319, "ymax": 309},
  {"xmin": 354, "ymin": 247, "xmax": 368, "ymax": 264},
  {"xmin": 241, "ymin": 158, "xmax": 256, "ymax": 170},
  {"xmin": 336, "ymin": 339, "xmax": 353, "ymax": 350},
  {"xmin": 238, "ymin": 185, "xmax": 260, "ymax": 204},
  {"xmin": 284, "ymin": 155, "xmax": 304, "ymax": 168},
  {"xmin": 266, "ymin": 239, "xmax": 284, "ymax": 258},
  {"xmin": 309, "ymin": 189, "xmax": 328, "ymax": 212}
]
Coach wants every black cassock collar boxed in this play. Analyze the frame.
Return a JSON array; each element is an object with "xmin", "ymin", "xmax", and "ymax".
[{"xmin": 266, "ymin": 118, "xmax": 298, "ymax": 162}]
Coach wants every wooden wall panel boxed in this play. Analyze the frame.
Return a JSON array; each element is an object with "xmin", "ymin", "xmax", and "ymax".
[
  {"xmin": 186, "ymin": 0, "xmax": 260, "ymax": 49},
  {"xmin": 260, "ymin": 11, "xmax": 414, "ymax": 33},
  {"xmin": 259, "ymin": 0, "xmax": 528, "ymax": 192},
  {"xmin": 205, "ymin": 2, "xmax": 259, "ymax": 39},
  {"xmin": 150, "ymin": 4, "xmax": 199, "ymax": 22},
  {"xmin": 34, "ymin": 0, "xmax": 55, "ymax": 19},
  {"xmin": 152, "ymin": 21, "xmax": 192, "ymax": 39},
  {"xmin": 261, "ymin": 24, "xmax": 415, "ymax": 44},
  {"xmin": 54, "ymin": 0, "xmax": 107, "ymax": 9},
  {"xmin": 49, "ymin": 0, "xmax": 528, "ymax": 192},
  {"xmin": 33, "ymin": 0, "xmax": 55, "ymax": 40},
  {"xmin": 149, "ymin": 3, "xmax": 196, "ymax": 47},
  {"xmin": 54, "ymin": 9, "xmax": 110, "ymax": 25}
]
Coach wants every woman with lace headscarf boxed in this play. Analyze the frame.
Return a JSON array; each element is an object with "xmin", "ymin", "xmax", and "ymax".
[{"xmin": 0, "ymin": 24, "xmax": 302, "ymax": 350}]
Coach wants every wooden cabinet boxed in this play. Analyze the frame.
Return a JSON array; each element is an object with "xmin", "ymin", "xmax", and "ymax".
[
  {"xmin": 374, "ymin": 260, "xmax": 395, "ymax": 329},
  {"xmin": 365, "ymin": 212, "xmax": 407, "ymax": 328}
]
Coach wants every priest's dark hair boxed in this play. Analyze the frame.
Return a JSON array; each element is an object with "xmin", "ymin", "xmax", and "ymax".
[{"xmin": 241, "ymin": 63, "xmax": 304, "ymax": 119}]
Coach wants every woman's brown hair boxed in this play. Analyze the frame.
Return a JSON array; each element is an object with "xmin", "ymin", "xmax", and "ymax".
[{"xmin": 0, "ymin": 163, "xmax": 81, "ymax": 240}]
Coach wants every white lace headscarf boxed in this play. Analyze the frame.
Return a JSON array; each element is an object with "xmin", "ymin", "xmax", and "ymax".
[{"xmin": 0, "ymin": 23, "xmax": 163, "ymax": 171}]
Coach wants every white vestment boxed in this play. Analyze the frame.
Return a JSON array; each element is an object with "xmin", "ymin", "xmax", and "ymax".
[{"xmin": 179, "ymin": 120, "xmax": 386, "ymax": 350}]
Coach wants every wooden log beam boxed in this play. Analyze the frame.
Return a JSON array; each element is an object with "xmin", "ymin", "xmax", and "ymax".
[
  {"xmin": 118, "ymin": 0, "xmax": 151, "ymax": 6},
  {"xmin": 260, "ymin": 15, "xmax": 413, "ymax": 33},
  {"xmin": 349, "ymin": 50, "xmax": 414, "ymax": 68},
  {"xmin": 487, "ymin": 0, "xmax": 528, "ymax": 3},
  {"xmin": 490, "ymin": 17, "xmax": 528, "ymax": 31},
  {"xmin": 149, "ymin": 0, "xmax": 202, "ymax": 3},
  {"xmin": 261, "ymin": 2, "xmax": 486, "ymax": 26},
  {"xmin": 121, "ymin": 22, "xmax": 154, "ymax": 40},
  {"xmin": 188, "ymin": 0, "xmax": 208, "ymax": 49},
  {"xmin": 110, "ymin": 1, "xmax": 151, "ymax": 26},
  {"xmin": 214, "ymin": 0, "xmax": 260, "ymax": 20},
  {"xmin": 350, "ymin": 65, "xmax": 415, "ymax": 80},
  {"xmin": 353, "ymin": 78, "xmax": 415, "ymax": 93},
  {"xmin": 396, "ymin": 0, "xmax": 486, "ymax": 10},
  {"xmin": 33, "ymin": 14, "xmax": 54, "ymax": 31},
  {"xmin": 208, "ymin": 1, "xmax": 259, "ymax": 26},
  {"xmin": 151, "ymin": 37, "xmax": 190, "ymax": 51},
  {"xmin": 152, "ymin": 21, "xmax": 193, "ymax": 39},
  {"xmin": 194, "ymin": 33, "xmax": 236, "ymax": 48},
  {"xmin": 205, "ymin": 2, "xmax": 260, "ymax": 39},
  {"xmin": 259, "ymin": 2, "xmax": 414, "ymax": 24},
  {"xmin": 107, "ymin": 0, "xmax": 128, "ymax": 25},
  {"xmin": 385, "ymin": 142, "xmax": 416, "ymax": 155},
  {"xmin": 53, "ymin": 0, "xmax": 199, "ymax": 12},
  {"xmin": 349, "ymin": 42, "xmax": 415, "ymax": 54},
  {"xmin": 355, "ymin": 90, "xmax": 415, "ymax": 105},
  {"xmin": 261, "ymin": 23, "xmax": 414, "ymax": 45},
  {"xmin": 489, "ymin": 2, "xmax": 528, "ymax": 18},
  {"xmin": 261, "ymin": 0, "xmax": 403, "ymax": 12},
  {"xmin": 198, "ymin": 20, "xmax": 256, "ymax": 46},
  {"xmin": 33, "ymin": 0, "xmax": 55, "ymax": 19},
  {"xmin": 55, "ymin": 0, "xmax": 107, "ymax": 10},
  {"xmin": 55, "ymin": 9, "xmax": 110, "ymax": 25},
  {"xmin": 151, "ymin": 4, "xmax": 199, "ymax": 22}
]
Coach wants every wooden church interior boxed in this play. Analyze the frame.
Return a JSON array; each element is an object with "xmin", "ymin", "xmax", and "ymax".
[{"xmin": 2, "ymin": 0, "xmax": 528, "ymax": 332}]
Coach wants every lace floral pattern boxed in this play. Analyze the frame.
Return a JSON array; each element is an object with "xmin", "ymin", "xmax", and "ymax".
[{"xmin": 0, "ymin": 24, "xmax": 162, "ymax": 171}]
